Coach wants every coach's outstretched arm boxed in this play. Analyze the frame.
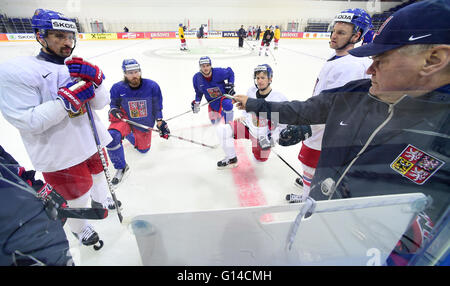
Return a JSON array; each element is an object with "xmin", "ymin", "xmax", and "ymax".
[{"xmin": 234, "ymin": 93, "xmax": 331, "ymax": 126}]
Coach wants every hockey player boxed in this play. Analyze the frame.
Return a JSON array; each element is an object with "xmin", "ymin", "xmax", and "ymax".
[
  {"xmin": 178, "ymin": 23, "xmax": 188, "ymax": 51},
  {"xmin": 0, "ymin": 9, "xmax": 117, "ymax": 249},
  {"xmin": 274, "ymin": 26, "xmax": 281, "ymax": 49},
  {"xmin": 107, "ymin": 59, "xmax": 169, "ymax": 185},
  {"xmin": 362, "ymin": 28, "xmax": 375, "ymax": 45},
  {"xmin": 259, "ymin": 25, "xmax": 274, "ymax": 56},
  {"xmin": 282, "ymin": 8, "xmax": 373, "ymax": 201},
  {"xmin": 191, "ymin": 56, "xmax": 235, "ymax": 125},
  {"xmin": 216, "ymin": 64, "xmax": 288, "ymax": 168}
]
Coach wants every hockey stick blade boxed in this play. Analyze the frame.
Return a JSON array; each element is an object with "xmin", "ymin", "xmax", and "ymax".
[{"xmin": 58, "ymin": 207, "xmax": 108, "ymax": 220}]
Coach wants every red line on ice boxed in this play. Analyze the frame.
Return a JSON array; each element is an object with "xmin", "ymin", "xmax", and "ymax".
[{"xmin": 231, "ymin": 141, "xmax": 272, "ymax": 222}]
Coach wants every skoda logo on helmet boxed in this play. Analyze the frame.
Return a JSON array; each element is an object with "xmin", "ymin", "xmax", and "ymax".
[
  {"xmin": 335, "ymin": 13, "xmax": 354, "ymax": 23},
  {"xmin": 51, "ymin": 19, "xmax": 77, "ymax": 33}
]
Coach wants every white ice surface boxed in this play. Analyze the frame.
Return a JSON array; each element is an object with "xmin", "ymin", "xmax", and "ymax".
[{"xmin": 0, "ymin": 38, "xmax": 333, "ymax": 265}]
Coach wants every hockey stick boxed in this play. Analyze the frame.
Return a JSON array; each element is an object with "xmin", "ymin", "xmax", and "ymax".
[
  {"xmin": 0, "ymin": 165, "xmax": 109, "ymax": 220},
  {"xmin": 70, "ymin": 80, "xmax": 123, "ymax": 223},
  {"xmin": 271, "ymin": 148, "xmax": 303, "ymax": 183},
  {"xmin": 268, "ymin": 47, "xmax": 278, "ymax": 65},
  {"xmin": 59, "ymin": 207, "xmax": 108, "ymax": 220},
  {"xmin": 165, "ymin": 95, "xmax": 223, "ymax": 122},
  {"xmin": 244, "ymin": 39, "xmax": 254, "ymax": 51},
  {"xmin": 121, "ymin": 118, "xmax": 218, "ymax": 149}
]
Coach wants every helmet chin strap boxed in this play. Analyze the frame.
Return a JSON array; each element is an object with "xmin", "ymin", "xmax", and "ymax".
[{"xmin": 333, "ymin": 32, "xmax": 358, "ymax": 52}]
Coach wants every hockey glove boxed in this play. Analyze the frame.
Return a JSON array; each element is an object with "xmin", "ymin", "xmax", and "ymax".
[
  {"xmin": 109, "ymin": 108, "xmax": 124, "ymax": 120},
  {"xmin": 66, "ymin": 57, "xmax": 105, "ymax": 87},
  {"xmin": 157, "ymin": 119, "xmax": 170, "ymax": 139},
  {"xmin": 278, "ymin": 125, "xmax": 312, "ymax": 146},
  {"xmin": 36, "ymin": 183, "xmax": 68, "ymax": 226},
  {"xmin": 257, "ymin": 133, "xmax": 274, "ymax": 150},
  {"xmin": 224, "ymin": 82, "xmax": 236, "ymax": 96},
  {"xmin": 57, "ymin": 80, "xmax": 95, "ymax": 113},
  {"xmin": 191, "ymin": 100, "xmax": 200, "ymax": 113}
]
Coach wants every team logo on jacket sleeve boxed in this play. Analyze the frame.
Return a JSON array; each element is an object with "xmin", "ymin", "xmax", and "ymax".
[
  {"xmin": 390, "ymin": 144, "xmax": 444, "ymax": 185},
  {"xmin": 128, "ymin": 100, "xmax": 148, "ymax": 118}
]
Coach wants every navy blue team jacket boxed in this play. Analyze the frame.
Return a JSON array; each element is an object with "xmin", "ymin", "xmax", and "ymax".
[{"xmin": 245, "ymin": 79, "xmax": 450, "ymax": 222}]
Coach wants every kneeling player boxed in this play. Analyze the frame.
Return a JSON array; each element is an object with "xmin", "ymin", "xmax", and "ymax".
[
  {"xmin": 106, "ymin": 59, "xmax": 170, "ymax": 184},
  {"xmin": 216, "ymin": 64, "xmax": 287, "ymax": 168}
]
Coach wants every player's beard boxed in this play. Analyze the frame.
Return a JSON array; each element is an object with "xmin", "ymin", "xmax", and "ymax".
[
  {"xmin": 59, "ymin": 46, "xmax": 73, "ymax": 58},
  {"xmin": 125, "ymin": 75, "xmax": 142, "ymax": 88}
]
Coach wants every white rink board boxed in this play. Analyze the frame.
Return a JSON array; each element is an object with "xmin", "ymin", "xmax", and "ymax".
[{"xmin": 131, "ymin": 193, "xmax": 426, "ymax": 266}]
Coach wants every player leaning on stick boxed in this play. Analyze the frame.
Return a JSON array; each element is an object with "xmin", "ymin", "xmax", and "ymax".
[
  {"xmin": 106, "ymin": 59, "xmax": 169, "ymax": 185},
  {"xmin": 0, "ymin": 9, "xmax": 118, "ymax": 249}
]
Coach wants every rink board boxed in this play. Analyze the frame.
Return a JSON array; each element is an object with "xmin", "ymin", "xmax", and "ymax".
[{"xmin": 130, "ymin": 193, "xmax": 427, "ymax": 265}]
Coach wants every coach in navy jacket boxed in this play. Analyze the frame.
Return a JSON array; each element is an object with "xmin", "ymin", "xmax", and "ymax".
[{"xmin": 233, "ymin": 0, "xmax": 450, "ymax": 224}]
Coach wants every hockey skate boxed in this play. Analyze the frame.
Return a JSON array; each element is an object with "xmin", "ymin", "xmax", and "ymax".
[
  {"xmin": 295, "ymin": 177, "xmax": 304, "ymax": 187},
  {"xmin": 217, "ymin": 157, "xmax": 238, "ymax": 169},
  {"xmin": 91, "ymin": 197, "xmax": 122, "ymax": 210},
  {"xmin": 111, "ymin": 164, "xmax": 129, "ymax": 185},
  {"xmin": 72, "ymin": 224, "xmax": 104, "ymax": 251},
  {"xmin": 285, "ymin": 193, "xmax": 303, "ymax": 203}
]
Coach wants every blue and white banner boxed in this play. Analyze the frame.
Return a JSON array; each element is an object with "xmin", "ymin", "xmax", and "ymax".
[{"xmin": 222, "ymin": 31, "xmax": 238, "ymax": 37}]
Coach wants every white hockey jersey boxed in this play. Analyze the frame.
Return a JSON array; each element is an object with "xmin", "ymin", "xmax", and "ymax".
[
  {"xmin": 304, "ymin": 53, "xmax": 372, "ymax": 150},
  {"xmin": 0, "ymin": 56, "xmax": 112, "ymax": 172},
  {"xmin": 244, "ymin": 86, "xmax": 288, "ymax": 142}
]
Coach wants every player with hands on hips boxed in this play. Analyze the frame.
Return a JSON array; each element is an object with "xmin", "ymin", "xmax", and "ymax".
[
  {"xmin": 192, "ymin": 56, "xmax": 235, "ymax": 125},
  {"xmin": 215, "ymin": 64, "xmax": 288, "ymax": 169},
  {"xmin": 0, "ymin": 9, "xmax": 116, "ymax": 250},
  {"xmin": 106, "ymin": 59, "xmax": 168, "ymax": 185}
]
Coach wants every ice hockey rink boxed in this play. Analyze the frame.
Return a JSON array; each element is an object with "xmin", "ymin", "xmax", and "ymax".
[{"xmin": 0, "ymin": 37, "xmax": 335, "ymax": 265}]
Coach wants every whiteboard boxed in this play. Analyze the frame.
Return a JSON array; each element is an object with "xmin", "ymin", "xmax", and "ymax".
[{"xmin": 130, "ymin": 193, "xmax": 427, "ymax": 265}]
